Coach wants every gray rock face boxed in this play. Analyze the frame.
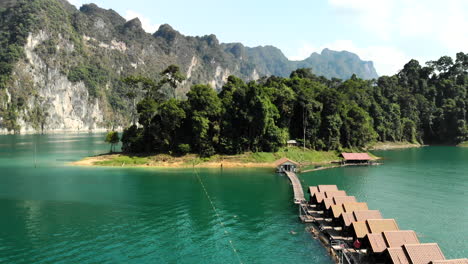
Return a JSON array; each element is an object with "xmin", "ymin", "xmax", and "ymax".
[
  {"xmin": 0, "ymin": 0, "xmax": 379, "ymax": 134},
  {"xmin": 2, "ymin": 32, "xmax": 106, "ymax": 134}
]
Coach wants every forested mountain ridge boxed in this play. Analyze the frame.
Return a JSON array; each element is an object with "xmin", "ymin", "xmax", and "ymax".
[
  {"xmin": 0, "ymin": 0, "xmax": 377, "ymax": 133},
  {"xmin": 121, "ymin": 55, "xmax": 467, "ymax": 156}
]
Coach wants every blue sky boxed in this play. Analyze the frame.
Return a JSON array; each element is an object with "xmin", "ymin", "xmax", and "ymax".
[{"xmin": 67, "ymin": 0, "xmax": 467, "ymax": 76}]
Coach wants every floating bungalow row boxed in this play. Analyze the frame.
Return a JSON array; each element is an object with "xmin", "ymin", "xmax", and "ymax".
[{"xmin": 303, "ymin": 185, "xmax": 467, "ymax": 264}]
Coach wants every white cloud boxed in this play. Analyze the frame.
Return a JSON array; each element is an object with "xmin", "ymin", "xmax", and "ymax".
[
  {"xmin": 328, "ymin": 0, "xmax": 395, "ymax": 40},
  {"xmin": 288, "ymin": 43, "xmax": 317, "ymax": 61},
  {"xmin": 324, "ymin": 0, "xmax": 468, "ymax": 75},
  {"xmin": 434, "ymin": 1, "xmax": 468, "ymax": 54},
  {"xmin": 124, "ymin": 10, "xmax": 160, "ymax": 33},
  {"xmin": 327, "ymin": 0, "xmax": 468, "ymax": 51},
  {"xmin": 66, "ymin": 0, "xmax": 86, "ymax": 8}
]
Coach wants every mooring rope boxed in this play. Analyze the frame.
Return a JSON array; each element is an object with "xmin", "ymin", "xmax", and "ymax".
[{"xmin": 193, "ymin": 169, "xmax": 244, "ymax": 264}]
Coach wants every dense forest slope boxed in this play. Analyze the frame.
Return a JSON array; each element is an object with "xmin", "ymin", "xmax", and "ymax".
[
  {"xmin": 0, "ymin": 0, "xmax": 378, "ymax": 133},
  {"xmin": 121, "ymin": 56, "xmax": 467, "ymax": 156}
]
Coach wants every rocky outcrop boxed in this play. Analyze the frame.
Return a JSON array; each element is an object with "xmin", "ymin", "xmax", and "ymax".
[
  {"xmin": 0, "ymin": 0, "xmax": 379, "ymax": 134},
  {"xmin": 3, "ymin": 32, "xmax": 107, "ymax": 134}
]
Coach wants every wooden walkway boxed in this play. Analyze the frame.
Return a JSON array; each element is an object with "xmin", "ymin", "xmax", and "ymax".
[{"xmin": 284, "ymin": 171, "xmax": 306, "ymax": 204}]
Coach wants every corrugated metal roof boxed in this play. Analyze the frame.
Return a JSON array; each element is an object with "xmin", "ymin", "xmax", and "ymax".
[
  {"xmin": 352, "ymin": 221, "xmax": 370, "ymax": 238},
  {"xmin": 342, "ymin": 202, "xmax": 368, "ymax": 213},
  {"xmin": 367, "ymin": 219, "xmax": 399, "ymax": 233},
  {"xmin": 323, "ymin": 198, "xmax": 335, "ymax": 209},
  {"xmin": 317, "ymin": 185, "xmax": 338, "ymax": 192},
  {"xmin": 404, "ymin": 243, "xmax": 445, "ymax": 264},
  {"xmin": 367, "ymin": 230, "xmax": 420, "ymax": 254},
  {"xmin": 353, "ymin": 210, "xmax": 383, "ymax": 222},
  {"xmin": 331, "ymin": 204, "xmax": 345, "ymax": 218},
  {"xmin": 387, "ymin": 247, "xmax": 410, "ymax": 264},
  {"xmin": 308, "ymin": 186, "xmax": 318, "ymax": 195},
  {"xmin": 324, "ymin": 190, "xmax": 347, "ymax": 198},
  {"xmin": 313, "ymin": 192, "xmax": 325, "ymax": 203},
  {"xmin": 431, "ymin": 259, "xmax": 468, "ymax": 264},
  {"xmin": 333, "ymin": 196, "xmax": 357, "ymax": 205},
  {"xmin": 341, "ymin": 152, "xmax": 372, "ymax": 160},
  {"xmin": 341, "ymin": 212, "xmax": 356, "ymax": 226},
  {"xmin": 383, "ymin": 230, "xmax": 419, "ymax": 248},
  {"xmin": 274, "ymin": 158, "xmax": 300, "ymax": 166},
  {"xmin": 367, "ymin": 233, "xmax": 388, "ymax": 253}
]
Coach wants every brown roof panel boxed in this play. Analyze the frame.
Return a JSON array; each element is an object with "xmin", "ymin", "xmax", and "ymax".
[
  {"xmin": 383, "ymin": 230, "xmax": 419, "ymax": 248},
  {"xmin": 431, "ymin": 259, "xmax": 468, "ymax": 264},
  {"xmin": 367, "ymin": 219, "xmax": 399, "ymax": 233},
  {"xmin": 317, "ymin": 185, "xmax": 338, "ymax": 192},
  {"xmin": 313, "ymin": 192, "xmax": 325, "ymax": 203},
  {"xmin": 352, "ymin": 221, "xmax": 370, "ymax": 238},
  {"xmin": 308, "ymin": 186, "xmax": 318, "ymax": 195},
  {"xmin": 323, "ymin": 198, "xmax": 335, "ymax": 209},
  {"xmin": 274, "ymin": 158, "xmax": 300, "ymax": 166},
  {"xmin": 324, "ymin": 190, "xmax": 347, "ymax": 198},
  {"xmin": 331, "ymin": 204, "xmax": 345, "ymax": 218},
  {"xmin": 341, "ymin": 212, "xmax": 356, "ymax": 226},
  {"xmin": 341, "ymin": 153, "xmax": 372, "ymax": 160},
  {"xmin": 342, "ymin": 202, "xmax": 368, "ymax": 213},
  {"xmin": 353, "ymin": 210, "xmax": 383, "ymax": 222},
  {"xmin": 404, "ymin": 243, "xmax": 445, "ymax": 264},
  {"xmin": 387, "ymin": 247, "xmax": 410, "ymax": 264},
  {"xmin": 333, "ymin": 196, "xmax": 357, "ymax": 205},
  {"xmin": 367, "ymin": 233, "xmax": 388, "ymax": 253}
]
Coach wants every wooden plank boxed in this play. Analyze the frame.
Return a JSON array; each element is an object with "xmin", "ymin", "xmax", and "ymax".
[{"xmin": 284, "ymin": 171, "xmax": 305, "ymax": 203}]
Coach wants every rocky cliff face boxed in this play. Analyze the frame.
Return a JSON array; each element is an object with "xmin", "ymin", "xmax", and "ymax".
[{"xmin": 0, "ymin": 0, "xmax": 379, "ymax": 134}]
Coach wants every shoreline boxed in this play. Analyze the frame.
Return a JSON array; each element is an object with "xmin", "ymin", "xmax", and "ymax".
[
  {"xmin": 70, "ymin": 149, "xmax": 380, "ymax": 170},
  {"xmin": 71, "ymin": 154, "xmax": 280, "ymax": 169},
  {"xmin": 368, "ymin": 141, "xmax": 423, "ymax": 150}
]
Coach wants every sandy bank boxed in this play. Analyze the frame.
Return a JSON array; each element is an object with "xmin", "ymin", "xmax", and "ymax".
[
  {"xmin": 71, "ymin": 154, "xmax": 276, "ymax": 169},
  {"xmin": 368, "ymin": 141, "xmax": 423, "ymax": 150}
]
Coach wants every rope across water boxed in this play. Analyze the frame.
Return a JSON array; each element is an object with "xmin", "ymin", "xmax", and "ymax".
[{"xmin": 193, "ymin": 169, "xmax": 244, "ymax": 264}]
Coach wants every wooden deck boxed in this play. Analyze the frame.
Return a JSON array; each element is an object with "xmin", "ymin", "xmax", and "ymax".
[{"xmin": 284, "ymin": 171, "xmax": 306, "ymax": 204}]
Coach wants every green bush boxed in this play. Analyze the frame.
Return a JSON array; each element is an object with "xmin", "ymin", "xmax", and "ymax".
[{"xmin": 176, "ymin": 144, "xmax": 191, "ymax": 155}]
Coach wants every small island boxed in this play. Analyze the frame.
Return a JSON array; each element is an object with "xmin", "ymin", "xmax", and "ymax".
[
  {"xmin": 74, "ymin": 58, "xmax": 466, "ymax": 170},
  {"xmin": 73, "ymin": 147, "xmax": 380, "ymax": 169}
]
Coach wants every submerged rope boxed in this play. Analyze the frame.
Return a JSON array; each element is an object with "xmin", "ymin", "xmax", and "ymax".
[{"xmin": 193, "ymin": 169, "xmax": 244, "ymax": 264}]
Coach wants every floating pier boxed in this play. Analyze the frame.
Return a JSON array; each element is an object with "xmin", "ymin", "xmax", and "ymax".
[
  {"xmin": 284, "ymin": 171, "xmax": 306, "ymax": 204},
  {"xmin": 278, "ymin": 166, "xmax": 467, "ymax": 264}
]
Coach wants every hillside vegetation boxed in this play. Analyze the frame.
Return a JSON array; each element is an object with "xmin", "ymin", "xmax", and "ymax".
[
  {"xmin": 80, "ymin": 147, "xmax": 341, "ymax": 168},
  {"xmin": 0, "ymin": 0, "xmax": 379, "ymax": 133},
  {"xmin": 121, "ymin": 55, "xmax": 467, "ymax": 158}
]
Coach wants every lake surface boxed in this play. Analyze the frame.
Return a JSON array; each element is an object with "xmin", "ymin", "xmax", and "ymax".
[{"xmin": 0, "ymin": 134, "xmax": 466, "ymax": 263}]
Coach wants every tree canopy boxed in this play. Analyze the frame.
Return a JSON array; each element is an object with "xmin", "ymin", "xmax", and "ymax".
[{"xmin": 121, "ymin": 53, "xmax": 468, "ymax": 156}]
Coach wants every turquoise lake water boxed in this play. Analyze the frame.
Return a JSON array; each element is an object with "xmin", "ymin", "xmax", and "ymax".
[{"xmin": 0, "ymin": 134, "xmax": 466, "ymax": 263}]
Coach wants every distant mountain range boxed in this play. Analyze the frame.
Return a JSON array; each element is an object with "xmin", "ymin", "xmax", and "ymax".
[{"xmin": 0, "ymin": 0, "xmax": 378, "ymax": 133}]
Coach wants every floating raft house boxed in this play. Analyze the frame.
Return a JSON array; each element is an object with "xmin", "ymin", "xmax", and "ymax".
[
  {"xmin": 341, "ymin": 152, "xmax": 373, "ymax": 164},
  {"xmin": 276, "ymin": 163, "xmax": 466, "ymax": 263},
  {"xmin": 301, "ymin": 184, "xmax": 467, "ymax": 263}
]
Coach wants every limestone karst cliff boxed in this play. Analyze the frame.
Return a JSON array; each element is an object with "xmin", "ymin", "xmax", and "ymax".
[{"xmin": 0, "ymin": 0, "xmax": 378, "ymax": 133}]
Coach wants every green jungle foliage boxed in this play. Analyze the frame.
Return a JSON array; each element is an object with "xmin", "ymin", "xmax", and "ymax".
[
  {"xmin": 0, "ymin": 0, "xmax": 380, "ymax": 133},
  {"xmin": 122, "ymin": 54, "xmax": 468, "ymax": 157},
  {"xmin": 104, "ymin": 131, "xmax": 119, "ymax": 152}
]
